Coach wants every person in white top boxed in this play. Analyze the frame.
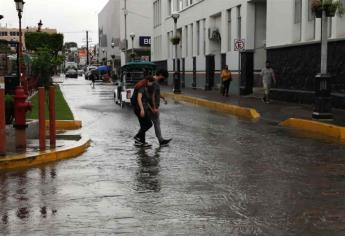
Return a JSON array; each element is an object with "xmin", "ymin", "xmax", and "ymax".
[{"xmin": 261, "ymin": 61, "xmax": 276, "ymax": 103}]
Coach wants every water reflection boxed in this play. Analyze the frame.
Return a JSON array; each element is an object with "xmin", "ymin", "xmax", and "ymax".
[
  {"xmin": 0, "ymin": 165, "xmax": 58, "ymax": 228},
  {"xmin": 135, "ymin": 148, "xmax": 161, "ymax": 193}
]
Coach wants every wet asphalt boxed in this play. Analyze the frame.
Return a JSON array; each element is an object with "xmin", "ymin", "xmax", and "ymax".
[{"xmin": 1, "ymin": 76, "xmax": 345, "ymax": 235}]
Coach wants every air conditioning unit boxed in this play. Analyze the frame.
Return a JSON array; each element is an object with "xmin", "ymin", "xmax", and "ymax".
[{"xmin": 208, "ymin": 28, "xmax": 221, "ymax": 41}]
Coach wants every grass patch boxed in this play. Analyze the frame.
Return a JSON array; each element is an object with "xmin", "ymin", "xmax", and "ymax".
[{"xmin": 27, "ymin": 85, "xmax": 74, "ymax": 120}]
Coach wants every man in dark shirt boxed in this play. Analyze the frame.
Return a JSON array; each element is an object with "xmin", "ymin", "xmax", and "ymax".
[
  {"xmin": 132, "ymin": 78, "xmax": 154, "ymax": 147},
  {"xmin": 148, "ymin": 69, "xmax": 172, "ymax": 146}
]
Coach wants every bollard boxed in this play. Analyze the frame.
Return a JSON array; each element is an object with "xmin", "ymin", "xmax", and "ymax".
[
  {"xmin": 39, "ymin": 87, "xmax": 45, "ymax": 151},
  {"xmin": 0, "ymin": 88, "xmax": 5, "ymax": 155},
  {"xmin": 49, "ymin": 86, "xmax": 56, "ymax": 148}
]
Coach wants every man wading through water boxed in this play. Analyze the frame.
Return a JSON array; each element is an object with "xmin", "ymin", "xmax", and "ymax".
[
  {"xmin": 148, "ymin": 69, "xmax": 172, "ymax": 146},
  {"xmin": 131, "ymin": 77, "xmax": 154, "ymax": 147}
]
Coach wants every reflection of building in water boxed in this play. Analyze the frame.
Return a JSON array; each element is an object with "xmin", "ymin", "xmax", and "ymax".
[{"xmin": 135, "ymin": 148, "xmax": 161, "ymax": 193}]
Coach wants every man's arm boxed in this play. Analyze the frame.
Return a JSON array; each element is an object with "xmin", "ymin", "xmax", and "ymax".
[
  {"xmin": 152, "ymin": 91, "xmax": 158, "ymax": 111},
  {"xmin": 271, "ymin": 69, "xmax": 276, "ymax": 84},
  {"xmin": 137, "ymin": 92, "xmax": 145, "ymax": 117}
]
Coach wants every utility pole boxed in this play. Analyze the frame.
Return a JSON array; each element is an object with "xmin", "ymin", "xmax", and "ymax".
[
  {"xmin": 86, "ymin": 30, "xmax": 89, "ymax": 66},
  {"xmin": 124, "ymin": 0, "xmax": 128, "ymax": 65}
]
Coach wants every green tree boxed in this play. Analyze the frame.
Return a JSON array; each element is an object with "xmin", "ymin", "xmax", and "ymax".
[
  {"xmin": 32, "ymin": 47, "xmax": 54, "ymax": 87},
  {"xmin": 25, "ymin": 32, "xmax": 63, "ymax": 55},
  {"xmin": 25, "ymin": 32, "xmax": 64, "ymax": 77}
]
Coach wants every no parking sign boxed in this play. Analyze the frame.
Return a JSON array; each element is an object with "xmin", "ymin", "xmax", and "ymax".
[{"xmin": 234, "ymin": 39, "xmax": 245, "ymax": 51}]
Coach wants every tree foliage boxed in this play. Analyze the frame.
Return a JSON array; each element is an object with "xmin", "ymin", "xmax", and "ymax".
[
  {"xmin": 32, "ymin": 47, "xmax": 55, "ymax": 87},
  {"xmin": 25, "ymin": 32, "xmax": 63, "ymax": 55}
]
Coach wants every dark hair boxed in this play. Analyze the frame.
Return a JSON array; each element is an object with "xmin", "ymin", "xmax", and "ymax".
[{"xmin": 156, "ymin": 69, "xmax": 169, "ymax": 79}]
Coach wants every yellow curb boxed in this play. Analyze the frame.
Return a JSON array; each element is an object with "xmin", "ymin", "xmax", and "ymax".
[
  {"xmin": 45, "ymin": 120, "xmax": 82, "ymax": 130},
  {"xmin": 280, "ymin": 118, "xmax": 345, "ymax": 140},
  {"xmin": 162, "ymin": 92, "xmax": 260, "ymax": 120},
  {"xmin": 0, "ymin": 136, "xmax": 91, "ymax": 170}
]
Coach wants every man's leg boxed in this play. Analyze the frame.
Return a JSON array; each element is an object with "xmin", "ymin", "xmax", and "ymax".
[
  {"xmin": 151, "ymin": 112, "xmax": 163, "ymax": 142},
  {"xmin": 262, "ymin": 82, "xmax": 268, "ymax": 102},
  {"xmin": 225, "ymin": 80, "xmax": 230, "ymax": 96},
  {"xmin": 135, "ymin": 113, "xmax": 152, "ymax": 143}
]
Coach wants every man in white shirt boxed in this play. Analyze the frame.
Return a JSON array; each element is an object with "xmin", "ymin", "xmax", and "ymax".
[{"xmin": 261, "ymin": 61, "xmax": 276, "ymax": 103}]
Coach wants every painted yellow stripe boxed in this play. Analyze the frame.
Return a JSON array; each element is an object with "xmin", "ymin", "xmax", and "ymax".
[
  {"xmin": 0, "ymin": 136, "xmax": 91, "ymax": 170},
  {"xmin": 162, "ymin": 92, "xmax": 260, "ymax": 120},
  {"xmin": 45, "ymin": 120, "xmax": 82, "ymax": 130},
  {"xmin": 280, "ymin": 118, "xmax": 345, "ymax": 140}
]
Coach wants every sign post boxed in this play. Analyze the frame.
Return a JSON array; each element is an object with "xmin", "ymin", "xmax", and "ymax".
[{"xmin": 234, "ymin": 39, "xmax": 245, "ymax": 95}]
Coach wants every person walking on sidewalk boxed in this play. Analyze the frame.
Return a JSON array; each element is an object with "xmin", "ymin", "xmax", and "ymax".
[
  {"xmin": 148, "ymin": 69, "xmax": 172, "ymax": 147},
  {"xmin": 90, "ymin": 74, "xmax": 96, "ymax": 88},
  {"xmin": 261, "ymin": 61, "xmax": 276, "ymax": 104},
  {"xmin": 221, "ymin": 65, "xmax": 232, "ymax": 97},
  {"xmin": 131, "ymin": 77, "xmax": 154, "ymax": 147}
]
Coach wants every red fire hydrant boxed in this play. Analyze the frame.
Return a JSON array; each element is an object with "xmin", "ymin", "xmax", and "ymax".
[{"xmin": 14, "ymin": 86, "xmax": 32, "ymax": 128}]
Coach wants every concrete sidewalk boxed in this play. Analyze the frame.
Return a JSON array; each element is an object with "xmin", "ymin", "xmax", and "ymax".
[{"xmin": 162, "ymin": 86, "xmax": 345, "ymax": 126}]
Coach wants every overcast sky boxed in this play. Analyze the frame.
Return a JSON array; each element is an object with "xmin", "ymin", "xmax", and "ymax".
[{"xmin": 0, "ymin": 0, "xmax": 109, "ymax": 47}]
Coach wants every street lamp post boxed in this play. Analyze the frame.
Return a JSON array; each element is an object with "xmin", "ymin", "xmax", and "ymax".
[
  {"xmin": 312, "ymin": 9, "xmax": 333, "ymax": 120},
  {"xmin": 171, "ymin": 12, "xmax": 181, "ymax": 94},
  {"xmin": 37, "ymin": 19, "xmax": 43, "ymax": 32},
  {"xmin": 123, "ymin": 0, "xmax": 128, "ymax": 65},
  {"xmin": 14, "ymin": 0, "xmax": 25, "ymax": 88},
  {"xmin": 129, "ymin": 32, "xmax": 135, "ymax": 61},
  {"xmin": 102, "ymin": 49, "xmax": 107, "ymax": 65},
  {"xmin": 111, "ymin": 42, "xmax": 115, "ymax": 69}
]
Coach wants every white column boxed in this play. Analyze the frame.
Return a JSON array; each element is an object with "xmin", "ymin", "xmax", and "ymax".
[
  {"xmin": 231, "ymin": 7, "xmax": 237, "ymax": 51},
  {"xmin": 182, "ymin": 25, "xmax": 187, "ymax": 58},
  {"xmin": 188, "ymin": 24, "xmax": 193, "ymax": 57},
  {"xmin": 200, "ymin": 19, "xmax": 205, "ymax": 55},
  {"xmin": 173, "ymin": 0, "xmax": 178, "ymax": 12},
  {"xmin": 245, "ymin": 3, "xmax": 255, "ymax": 50},
  {"xmin": 193, "ymin": 21, "xmax": 198, "ymax": 56},
  {"xmin": 221, "ymin": 10, "xmax": 228, "ymax": 53},
  {"xmin": 205, "ymin": 18, "xmax": 210, "ymax": 55}
]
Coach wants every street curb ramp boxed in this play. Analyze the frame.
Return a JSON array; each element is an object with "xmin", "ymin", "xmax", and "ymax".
[
  {"xmin": 0, "ymin": 136, "xmax": 91, "ymax": 170},
  {"xmin": 280, "ymin": 118, "xmax": 345, "ymax": 140},
  {"xmin": 45, "ymin": 120, "xmax": 82, "ymax": 130},
  {"xmin": 162, "ymin": 93, "xmax": 260, "ymax": 120}
]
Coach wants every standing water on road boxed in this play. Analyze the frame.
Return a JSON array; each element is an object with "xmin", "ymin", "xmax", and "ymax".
[{"xmin": 1, "ymin": 76, "xmax": 345, "ymax": 235}]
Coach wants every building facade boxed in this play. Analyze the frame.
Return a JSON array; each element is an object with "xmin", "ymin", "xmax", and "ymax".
[
  {"xmin": 151, "ymin": 0, "xmax": 345, "ymax": 107},
  {"xmin": 0, "ymin": 26, "xmax": 57, "ymax": 51},
  {"xmin": 98, "ymin": 0, "xmax": 153, "ymax": 67}
]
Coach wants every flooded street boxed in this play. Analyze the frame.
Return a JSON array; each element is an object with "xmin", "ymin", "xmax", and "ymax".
[{"xmin": 1, "ymin": 76, "xmax": 345, "ymax": 235}]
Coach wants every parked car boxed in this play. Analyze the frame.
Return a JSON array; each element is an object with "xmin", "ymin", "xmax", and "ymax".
[
  {"xmin": 65, "ymin": 68, "xmax": 78, "ymax": 78},
  {"xmin": 78, "ymin": 69, "xmax": 83, "ymax": 76}
]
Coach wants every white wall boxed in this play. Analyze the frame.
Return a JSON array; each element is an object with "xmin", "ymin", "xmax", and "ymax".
[
  {"xmin": 267, "ymin": 0, "xmax": 345, "ymax": 48},
  {"xmin": 266, "ymin": 0, "xmax": 293, "ymax": 47},
  {"xmin": 98, "ymin": 0, "xmax": 121, "ymax": 61}
]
